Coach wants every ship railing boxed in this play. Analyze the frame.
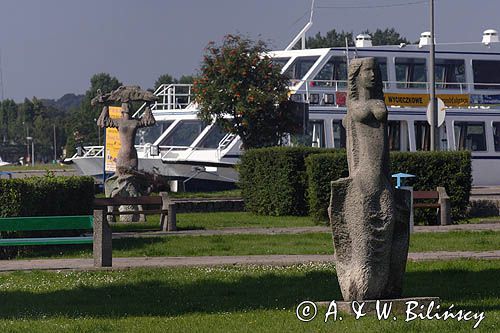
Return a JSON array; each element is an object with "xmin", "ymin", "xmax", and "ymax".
[
  {"xmin": 156, "ymin": 144, "xmax": 236, "ymax": 162},
  {"xmin": 291, "ymin": 79, "xmax": 500, "ymax": 108},
  {"xmin": 71, "ymin": 146, "xmax": 104, "ymax": 159},
  {"xmin": 216, "ymin": 133, "xmax": 237, "ymax": 159},
  {"xmin": 133, "ymin": 83, "xmax": 194, "ymax": 117}
]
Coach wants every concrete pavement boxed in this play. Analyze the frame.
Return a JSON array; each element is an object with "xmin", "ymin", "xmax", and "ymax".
[{"xmin": 1, "ymin": 251, "xmax": 499, "ymax": 273}]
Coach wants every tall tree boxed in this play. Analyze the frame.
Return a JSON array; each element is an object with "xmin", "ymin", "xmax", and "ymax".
[
  {"xmin": 65, "ymin": 73, "xmax": 122, "ymax": 155},
  {"xmin": 303, "ymin": 27, "xmax": 410, "ymax": 48},
  {"xmin": 154, "ymin": 73, "xmax": 176, "ymax": 90},
  {"xmin": 304, "ymin": 30, "xmax": 354, "ymax": 48},
  {"xmin": 364, "ymin": 28, "xmax": 410, "ymax": 46},
  {"xmin": 178, "ymin": 75, "xmax": 195, "ymax": 84},
  {"xmin": 193, "ymin": 34, "xmax": 293, "ymax": 148}
]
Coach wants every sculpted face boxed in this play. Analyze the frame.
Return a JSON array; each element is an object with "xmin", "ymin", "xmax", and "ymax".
[{"xmin": 358, "ymin": 59, "xmax": 377, "ymax": 89}]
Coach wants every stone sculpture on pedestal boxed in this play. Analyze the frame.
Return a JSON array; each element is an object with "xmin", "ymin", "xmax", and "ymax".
[
  {"xmin": 93, "ymin": 85, "xmax": 159, "ymax": 222},
  {"xmin": 329, "ymin": 58, "xmax": 411, "ymax": 300}
]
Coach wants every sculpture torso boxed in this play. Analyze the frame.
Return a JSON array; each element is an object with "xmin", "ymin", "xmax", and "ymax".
[{"xmin": 116, "ymin": 119, "xmax": 140, "ymax": 173}]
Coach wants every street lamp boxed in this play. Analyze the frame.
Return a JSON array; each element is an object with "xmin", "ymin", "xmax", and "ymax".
[{"xmin": 26, "ymin": 136, "xmax": 34, "ymax": 167}]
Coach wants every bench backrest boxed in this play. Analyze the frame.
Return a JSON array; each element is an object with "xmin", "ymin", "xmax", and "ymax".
[
  {"xmin": 413, "ymin": 191, "xmax": 439, "ymax": 200},
  {"xmin": 0, "ymin": 215, "xmax": 93, "ymax": 232},
  {"xmin": 94, "ymin": 196, "xmax": 162, "ymax": 208}
]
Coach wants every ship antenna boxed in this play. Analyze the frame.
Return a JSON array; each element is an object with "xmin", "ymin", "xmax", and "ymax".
[
  {"xmin": 0, "ymin": 48, "xmax": 4, "ymax": 101},
  {"xmin": 285, "ymin": 0, "xmax": 315, "ymax": 50}
]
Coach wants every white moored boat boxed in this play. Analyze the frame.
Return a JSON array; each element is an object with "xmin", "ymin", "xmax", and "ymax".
[{"xmin": 67, "ymin": 28, "xmax": 500, "ymax": 188}]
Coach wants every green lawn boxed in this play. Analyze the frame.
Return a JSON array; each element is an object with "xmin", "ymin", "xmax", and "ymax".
[
  {"xmin": 0, "ymin": 163, "xmax": 73, "ymax": 171},
  {"xmin": 169, "ymin": 189, "xmax": 242, "ymax": 199},
  {"xmin": 111, "ymin": 212, "xmax": 322, "ymax": 232},
  {"xmin": 9, "ymin": 230, "xmax": 500, "ymax": 260},
  {"xmin": 0, "ymin": 260, "xmax": 497, "ymax": 332}
]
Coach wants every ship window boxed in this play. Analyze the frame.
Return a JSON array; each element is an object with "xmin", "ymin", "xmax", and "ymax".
[
  {"xmin": 313, "ymin": 56, "xmax": 347, "ymax": 88},
  {"xmin": 395, "ymin": 58, "xmax": 427, "ymax": 88},
  {"xmin": 284, "ymin": 56, "xmax": 319, "ymax": 80},
  {"xmin": 388, "ymin": 121, "xmax": 401, "ymax": 150},
  {"xmin": 159, "ymin": 120, "xmax": 204, "ymax": 147},
  {"xmin": 135, "ymin": 121, "xmax": 173, "ymax": 145},
  {"xmin": 454, "ymin": 121, "xmax": 486, "ymax": 151},
  {"xmin": 472, "ymin": 60, "xmax": 500, "ymax": 90},
  {"xmin": 414, "ymin": 121, "xmax": 431, "ymax": 151},
  {"xmin": 196, "ymin": 124, "xmax": 229, "ymax": 149},
  {"xmin": 435, "ymin": 59, "xmax": 466, "ymax": 89},
  {"xmin": 493, "ymin": 122, "xmax": 500, "ymax": 151},
  {"xmin": 332, "ymin": 120, "xmax": 346, "ymax": 148},
  {"xmin": 272, "ymin": 57, "xmax": 290, "ymax": 69},
  {"xmin": 307, "ymin": 120, "xmax": 325, "ymax": 148}
]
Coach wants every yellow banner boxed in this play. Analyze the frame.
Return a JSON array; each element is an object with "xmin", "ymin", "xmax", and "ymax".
[
  {"xmin": 384, "ymin": 93, "xmax": 470, "ymax": 107},
  {"xmin": 105, "ymin": 106, "xmax": 122, "ymax": 172}
]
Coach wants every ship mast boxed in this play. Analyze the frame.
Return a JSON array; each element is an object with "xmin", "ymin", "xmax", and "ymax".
[{"xmin": 285, "ymin": 0, "xmax": 315, "ymax": 50}]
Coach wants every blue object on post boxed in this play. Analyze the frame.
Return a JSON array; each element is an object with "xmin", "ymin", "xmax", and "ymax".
[{"xmin": 391, "ymin": 172, "xmax": 416, "ymax": 188}]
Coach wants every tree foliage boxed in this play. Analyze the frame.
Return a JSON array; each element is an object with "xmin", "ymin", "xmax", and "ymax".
[
  {"xmin": 65, "ymin": 73, "xmax": 122, "ymax": 155},
  {"xmin": 363, "ymin": 28, "xmax": 410, "ymax": 46},
  {"xmin": 303, "ymin": 27, "xmax": 410, "ymax": 48},
  {"xmin": 304, "ymin": 30, "xmax": 355, "ymax": 48},
  {"xmin": 154, "ymin": 74, "xmax": 195, "ymax": 90},
  {"xmin": 193, "ymin": 34, "xmax": 293, "ymax": 148}
]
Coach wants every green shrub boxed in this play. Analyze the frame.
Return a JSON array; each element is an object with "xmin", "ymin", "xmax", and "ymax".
[
  {"xmin": 306, "ymin": 150, "xmax": 472, "ymax": 223},
  {"xmin": 238, "ymin": 147, "xmax": 332, "ymax": 215},
  {"xmin": 305, "ymin": 152, "xmax": 349, "ymax": 220},
  {"xmin": 0, "ymin": 175, "xmax": 95, "ymax": 217}
]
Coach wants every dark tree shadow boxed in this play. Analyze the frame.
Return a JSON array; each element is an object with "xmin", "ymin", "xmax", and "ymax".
[{"xmin": 0, "ymin": 267, "xmax": 498, "ymax": 319}]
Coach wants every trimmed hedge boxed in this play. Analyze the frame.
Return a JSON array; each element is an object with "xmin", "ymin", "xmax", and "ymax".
[
  {"xmin": 306, "ymin": 150, "xmax": 472, "ymax": 222},
  {"xmin": 306, "ymin": 152, "xmax": 349, "ymax": 221},
  {"xmin": 0, "ymin": 176, "xmax": 95, "ymax": 217},
  {"xmin": 238, "ymin": 147, "xmax": 333, "ymax": 215}
]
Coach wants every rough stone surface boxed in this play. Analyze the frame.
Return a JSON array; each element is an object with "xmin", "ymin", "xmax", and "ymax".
[
  {"xmin": 95, "ymin": 86, "xmax": 158, "ymax": 222},
  {"xmin": 93, "ymin": 209, "xmax": 112, "ymax": 267},
  {"xmin": 329, "ymin": 58, "xmax": 411, "ymax": 301}
]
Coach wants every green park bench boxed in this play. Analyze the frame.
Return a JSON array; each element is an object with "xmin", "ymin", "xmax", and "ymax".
[{"xmin": 0, "ymin": 215, "xmax": 93, "ymax": 246}]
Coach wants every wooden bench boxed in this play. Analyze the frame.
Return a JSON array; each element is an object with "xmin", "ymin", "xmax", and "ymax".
[
  {"xmin": 166, "ymin": 197, "xmax": 244, "ymax": 231},
  {"xmin": 413, "ymin": 187, "xmax": 451, "ymax": 225},
  {"xmin": 92, "ymin": 194, "xmax": 174, "ymax": 267},
  {"xmin": 0, "ymin": 215, "xmax": 93, "ymax": 246}
]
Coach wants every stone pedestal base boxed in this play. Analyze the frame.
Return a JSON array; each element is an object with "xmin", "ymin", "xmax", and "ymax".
[{"xmin": 317, "ymin": 297, "xmax": 440, "ymax": 315}]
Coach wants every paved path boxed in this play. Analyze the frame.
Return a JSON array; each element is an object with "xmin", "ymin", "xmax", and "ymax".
[
  {"xmin": 114, "ymin": 223, "xmax": 500, "ymax": 238},
  {"xmin": 1, "ymin": 251, "xmax": 499, "ymax": 272}
]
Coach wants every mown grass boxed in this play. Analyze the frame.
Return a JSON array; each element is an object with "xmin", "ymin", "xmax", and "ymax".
[
  {"xmin": 110, "ymin": 212, "xmax": 321, "ymax": 232},
  {"xmin": 457, "ymin": 215, "xmax": 500, "ymax": 224},
  {"xmin": 0, "ymin": 259, "xmax": 497, "ymax": 332},
  {"xmin": 0, "ymin": 163, "xmax": 73, "ymax": 171},
  {"xmin": 169, "ymin": 189, "xmax": 242, "ymax": 199},
  {"xmin": 8, "ymin": 230, "xmax": 500, "ymax": 260}
]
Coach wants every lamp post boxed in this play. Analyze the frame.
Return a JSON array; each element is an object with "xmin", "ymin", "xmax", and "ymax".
[
  {"xmin": 53, "ymin": 124, "xmax": 57, "ymax": 163},
  {"xmin": 429, "ymin": 0, "xmax": 438, "ymax": 151},
  {"xmin": 26, "ymin": 136, "xmax": 34, "ymax": 167}
]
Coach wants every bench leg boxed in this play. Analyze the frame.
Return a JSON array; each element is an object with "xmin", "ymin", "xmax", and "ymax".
[
  {"xmin": 167, "ymin": 203, "xmax": 177, "ymax": 231},
  {"xmin": 93, "ymin": 209, "xmax": 112, "ymax": 267}
]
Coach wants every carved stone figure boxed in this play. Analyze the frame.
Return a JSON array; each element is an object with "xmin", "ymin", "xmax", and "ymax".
[
  {"xmin": 93, "ymin": 86, "xmax": 158, "ymax": 222},
  {"xmin": 328, "ymin": 58, "xmax": 410, "ymax": 300}
]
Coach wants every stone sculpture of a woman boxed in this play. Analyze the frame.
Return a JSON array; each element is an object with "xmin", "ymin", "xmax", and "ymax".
[
  {"xmin": 93, "ymin": 86, "xmax": 158, "ymax": 221},
  {"xmin": 329, "ymin": 58, "xmax": 410, "ymax": 300}
]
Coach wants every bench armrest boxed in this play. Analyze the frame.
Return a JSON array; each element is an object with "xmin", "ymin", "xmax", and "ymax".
[{"xmin": 436, "ymin": 187, "xmax": 451, "ymax": 226}]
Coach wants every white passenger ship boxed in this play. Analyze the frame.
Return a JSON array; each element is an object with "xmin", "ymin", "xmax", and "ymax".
[{"xmin": 67, "ymin": 29, "xmax": 500, "ymax": 188}]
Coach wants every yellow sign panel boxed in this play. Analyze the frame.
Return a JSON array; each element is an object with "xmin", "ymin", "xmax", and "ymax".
[
  {"xmin": 105, "ymin": 106, "xmax": 122, "ymax": 172},
  {"xmin": 384, "ymin": 93, "xmax": 470, "ymax": 107}
]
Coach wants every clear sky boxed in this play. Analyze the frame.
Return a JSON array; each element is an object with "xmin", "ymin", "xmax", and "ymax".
[{"xmin": 0, "ymin": 0, "xmax": 498, "ymax": 101}]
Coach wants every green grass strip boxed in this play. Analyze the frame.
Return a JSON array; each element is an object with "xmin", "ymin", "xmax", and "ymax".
[{"xmin": 9, "ymin": 231, "xmax": 500, "ymax": 260}]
